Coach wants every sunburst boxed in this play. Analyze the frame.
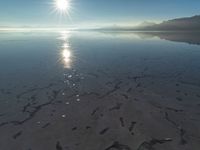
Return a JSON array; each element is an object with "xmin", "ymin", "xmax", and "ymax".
[{"xmin": 53, "ymin": 0, "xmax": 71, "ymax": 15}]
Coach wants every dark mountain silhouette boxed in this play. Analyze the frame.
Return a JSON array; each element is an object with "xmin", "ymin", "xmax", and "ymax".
[
  {"xmin": 96, "ymin": 15, "xmax": 200, "ymax": 31},
  {"xmin": 141, "ymin": 15, "xmax": 200, "ymax": 31}
]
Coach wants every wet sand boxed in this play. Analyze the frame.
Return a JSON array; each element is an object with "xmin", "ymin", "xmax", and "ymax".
[{"xmin": 0, "ymin": 31, "xmax": 200, "ymax": 150}]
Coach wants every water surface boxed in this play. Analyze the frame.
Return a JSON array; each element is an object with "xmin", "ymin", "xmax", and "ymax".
[{"xmin": 0, "ymin": 31, "xmax": 200, "ymax": 150}]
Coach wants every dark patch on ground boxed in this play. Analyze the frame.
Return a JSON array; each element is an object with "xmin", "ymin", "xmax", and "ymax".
[
  {"xmin": 109, "ymin": 103, "xmax": 123, "ymax": 111},
  {"xmin": 91, "ymin": 107, "xmax": 100, "ymax": 116},
  {"xmin": 180, "ymin": 128, "xmax": 187, "ymax": 145},
  {"xmin": 128, "ymin": 75, "xmax": 151, "ymax": 82},
  {"xmin": 22, "ymin": 103, "xmax": 31, "ymax": 113},
  {"xmin": 86, "ymin": 126, "xmax": 91, "ymax": 129},
  {"xmin": 127, "ymin": 88, "xmax": 132, "ymax": 93},
  {"xmin": 105, "ymin": 141, "xmax": 131, "ymax": 150},
  {"xmin": 120, "ymin": 117, "xmax": 125, "ymax": 127},
  {"xmin": 137, "ymin": 138, "xmax": 172, "ymax": 150},
  {"xmin": 100, "ymin": 127, "xmax": 110, "ymax": 135},
  {"xmin": 129, "ymin": 122, "xmax": 136, "ymax": 132},
  {"xmin": 42, "ymin": 123, "xmax": 50, "ymax": 128},
  {"xmin": 72, "ymin": 127, "xmax": 77, "ymax": 131},
  {"xmin": 0, "ymin": 89, "xmax": 11, "ymax": 95},
  {"xmin": 176, "ymin": 97, "xmax": 182, "ymax": 101},
  {"xmin": 122, "ymin": 94, "xmax": 128, "ymax": 99},
  {"xmin": 56, "ymin": 141, "xmax": 63, "ymax": 150},
  {"xmin": 13, "ymin": 131, "xmax": 22, "ymax": 139},
  {"xmin": 100, "ymin": 81, "xmax": 122, "ymax": 98},
  {"xmin": 165, "ymin": 107, "xmax": 184, "ymax": 113},
  {"xmin": 136, "ymin": 83, "xmax": 141, "ymax": 88}
]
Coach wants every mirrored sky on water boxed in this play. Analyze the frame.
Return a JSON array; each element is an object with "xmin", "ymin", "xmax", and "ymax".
[{"xmin": 0, "ymin": 31, "xmax": 200, "ymax": 89}]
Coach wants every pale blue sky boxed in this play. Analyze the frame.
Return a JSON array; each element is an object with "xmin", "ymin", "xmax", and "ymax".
[{"xmin": 0, "ymin": 0, "xmax": 200, "ymax": 27}]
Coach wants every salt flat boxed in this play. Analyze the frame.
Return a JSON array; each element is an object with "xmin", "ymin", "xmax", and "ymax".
[{"xmin": 0, "ymin": 31, "xmax": 200, "ymax": 150}]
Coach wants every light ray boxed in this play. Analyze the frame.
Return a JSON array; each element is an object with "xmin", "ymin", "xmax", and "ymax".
[{"xmin": 53, "ymin": 0, "xmax": 72, "ymax": 16}]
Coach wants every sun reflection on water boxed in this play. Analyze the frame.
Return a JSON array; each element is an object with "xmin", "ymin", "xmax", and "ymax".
[
  {"xmin": 62, "ymin": 47, "xmax": 71, "ymax": 68},
  {"xmin": 58, "ymin": 31, "xmax": 73, "ymax": 69}
]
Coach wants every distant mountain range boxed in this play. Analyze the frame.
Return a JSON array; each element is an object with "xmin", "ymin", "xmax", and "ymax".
[{"xmin": 96, "ymin": 15, "xmax": 200, "ymax": 31}]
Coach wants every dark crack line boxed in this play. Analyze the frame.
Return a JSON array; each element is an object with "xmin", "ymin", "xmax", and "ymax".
[
  {"xmin": 22, "ymin": 103, "xmax": 31, "ymax": 113},
  {"xmin": 129, "ymin": 122, "xmax": 136, "ymax": 132},
  {"xmin": 91, "ymin": 107, "xmax": 100, "ymax": 116},
  {"xmin": 179, "ymin": 80, "xmax": 200, "ymax": 88},
  {"xmin": 128, "ymin": 75, "xmax": 152, "ymax": 82},
  {"xmin": 105, "ymin": 141, "xmax": 131, "ymax": 150},
  {"xmin": 164, "ymin": 112, "xmax": 187, "ymax": 145},
  {"xmin": 100, "ymin": 81, "xmax": 122, "ymax": 98},
  {"xmin": 12, "ymin": 131, "xmax": 22, "ymax": 139},
  {"xmin": 137, "ymin": 138, "xmax": 172, "ymax": 150},
  {"xmin": 0, "ymin": 90, "xmax": 60, "ymax": 127},
  {"xmin": 99, "ymin": 127, "xmax": 110, "ymax": 135},
  {"xmin": 165, "ymin": 107, "xmax": 184, "ymax": 113},
  {"xmin": 16, "ymin": 83, "xmax": 55, "ymax": 99},
  {"xmin": 42, "ymin": 123, "xmax": 50, "ymax": 128},
  {"xmin": 109, "ymin": 103, "xmax": 123, "ymax": 111},
  {"xmin": 120, "ymin": 117, "xmax": 125, "ymax": 127}
]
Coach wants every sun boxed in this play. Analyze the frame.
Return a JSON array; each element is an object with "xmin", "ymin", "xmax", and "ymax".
[
  {"xmin": 52, "ymin": 0, "xmax": 72, "ymax": 17},
  {"xmin": 55, "ymin": 0, "xmax": 70, "ymax": 11}
]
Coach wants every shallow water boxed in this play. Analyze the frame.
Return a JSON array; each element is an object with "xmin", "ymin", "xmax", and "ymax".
[{"xmin": 0, "ymin": 31, "xmax": 200, "ymax": 150}]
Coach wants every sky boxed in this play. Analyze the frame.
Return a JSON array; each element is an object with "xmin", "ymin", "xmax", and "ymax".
[{"xmin": 0, "ymin": 0, "xmax": 200, "ymax": 28}]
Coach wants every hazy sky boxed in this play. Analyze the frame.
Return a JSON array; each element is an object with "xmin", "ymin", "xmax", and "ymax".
[{"xmin": 0, "ymin": 0, "xmax": 200, "ymax": 27}]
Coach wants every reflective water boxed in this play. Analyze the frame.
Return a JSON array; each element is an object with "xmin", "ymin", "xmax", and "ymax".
[{"xmin": 0, "ymin": 31, "xmax": 200, "ymax": 150}]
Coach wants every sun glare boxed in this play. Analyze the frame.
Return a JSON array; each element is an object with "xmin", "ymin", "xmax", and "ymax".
[
  {"xmin": 56, "ymin": 0, "xmax": 69, "ymax": 10},
  {"xmin": 55, "ymin": 0, "xmax": 71, "ymax": 13},
  {"xmin": 62, "ymin": 47, "xmax": 72, "ymax": 69},
  {"xmin": 63, "ymin": 49, "xmax": 71, "ymax": 58}
]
